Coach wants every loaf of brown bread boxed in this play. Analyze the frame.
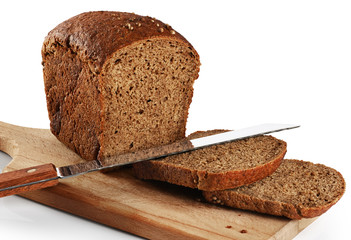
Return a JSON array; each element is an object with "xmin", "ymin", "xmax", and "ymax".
[
  {"xmin": 202, "ymin": 159, "xmax": 346, "ymax": 219},
  {"xmin": 42, "ymin": 11, "xmax": 200, "ymax": 160},
  {"xmin": 133, "ymin": 130, "xmax": 287, "ymax": 191}
]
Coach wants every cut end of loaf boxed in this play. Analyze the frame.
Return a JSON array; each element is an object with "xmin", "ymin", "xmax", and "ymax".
[{"xmin": 99, "ymin": 38, "xmax": 200, "ymax": 158}]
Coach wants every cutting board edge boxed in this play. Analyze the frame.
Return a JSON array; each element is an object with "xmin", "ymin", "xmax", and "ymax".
[
  {"xmin": 18, "ymin": 187, "xmax": 229, "ymax": 240},
  {"xmin": 0, "ymin": 121, "xmax": 318, "ymax": 240},
  {"xmin": 268, "ymin": 217, "xmax": 317, "ymax": 240}
]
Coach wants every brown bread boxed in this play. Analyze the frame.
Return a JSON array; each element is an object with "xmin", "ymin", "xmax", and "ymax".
[
  {"xmin": 42, "ymin": 11, "xmax": 200, "ymax": 160},
  {"xmin": 202, "ymin": 159, "xmax": 346, "ymax": 219},
  {"xmin": 133, "ymin": 130, "xmax": 287, "ymax": 191}
]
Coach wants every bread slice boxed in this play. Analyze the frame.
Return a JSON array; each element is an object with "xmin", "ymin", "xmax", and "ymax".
[
  {"xmin": 202, "ymin": 159, "xmax": 346, "ymax": 219},
  {"xmin": 42, "ymin": 11, "xmax": 200, "ymax": 160},
  {"xmin": 133, "ymin": 130, "xmax": 287, "ymax": 191}
]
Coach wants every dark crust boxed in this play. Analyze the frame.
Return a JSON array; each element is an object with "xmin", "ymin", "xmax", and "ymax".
[
  {"xmin": 202, "ymin": 186, "xmax": 302, "ymax": 219},
  {"xmin": 132, "ymin": 131, "xmax": 287, "ymax": 191},
  {"xmin": 42, "ymin": 44, "xmax": 101, "ymax": 160},
  {"xmin": 42, "ymin": 11, "xmax": 199, "ymax": 73},
  {"xmin": 202, "ymin": 159, "xmax": 346, "ymax": 219},
  {"xmin": 42, "ymin": 11, "xmax": 200, "ymax": 160}
]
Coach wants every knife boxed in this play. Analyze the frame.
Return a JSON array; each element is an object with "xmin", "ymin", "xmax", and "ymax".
[{"xmin": 0, "ymin": 123, "xmax": 299, "ymax": 197}]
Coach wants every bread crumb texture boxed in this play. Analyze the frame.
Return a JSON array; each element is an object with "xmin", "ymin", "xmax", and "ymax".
[
  {"xmin": 203, "ymin": 159, "xmax": 346, "ymax": 219},
  {"xmin": 133, "ymin": 130, "xmax": 287, "ymax": 191},
  {"xmin": 100, "ymin": 39, "xmax": 199, "ymax": 158},
  {"xmin": 42, "ymin": 11, "xmax": 200, "ymax": 160},
  {"xmin": 158, "ymin": 135, "xmax": 285, "ymax": 172}
]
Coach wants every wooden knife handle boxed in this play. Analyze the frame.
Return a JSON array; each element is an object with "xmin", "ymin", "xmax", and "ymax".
[{"xmin": 0, "ymin": 163, "xmax": 59, "ymax": 197}]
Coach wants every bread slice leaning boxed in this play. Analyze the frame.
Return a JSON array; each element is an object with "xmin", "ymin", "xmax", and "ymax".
[
  {"xmin": 202, "ymin": 159, "xmax": 346, "ymax": 219},
  {"xmin": 133, "ymin": 130, "xmax": 287, "ymax": 191}
]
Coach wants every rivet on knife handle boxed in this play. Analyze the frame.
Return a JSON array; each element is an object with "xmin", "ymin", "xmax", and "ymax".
[{"xmin": 0, "ymin": 163, "xmax": 59, "ymax": 197}]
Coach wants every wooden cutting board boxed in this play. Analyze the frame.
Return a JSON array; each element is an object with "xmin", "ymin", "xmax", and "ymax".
[{"xmin": 0, "ymin": 121, "xmax": 316, "ymax": 240}]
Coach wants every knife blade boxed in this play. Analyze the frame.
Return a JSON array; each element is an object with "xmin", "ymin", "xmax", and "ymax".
[{"xmin": 0, "ymin": 123, "xmax": 299, "ymax": 197}]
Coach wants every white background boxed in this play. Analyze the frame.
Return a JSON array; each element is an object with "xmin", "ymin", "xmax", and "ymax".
[{"xmin": 0, "ymin": 0, "xmax": 350, "ymax": 239}]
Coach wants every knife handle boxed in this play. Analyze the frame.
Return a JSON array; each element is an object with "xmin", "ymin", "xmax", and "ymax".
[{"xmin": 0, "ymin": 163, "xmax": 59, "ymax": 197}]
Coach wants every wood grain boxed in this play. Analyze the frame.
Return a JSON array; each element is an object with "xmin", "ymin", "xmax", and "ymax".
[
  {"xmin": 0, "ymin": 163, "xmax": 58, "ymax": 197},
  {"xmin": 0, "ymin": 121, "xmax": 317, "ymax": 239}
]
